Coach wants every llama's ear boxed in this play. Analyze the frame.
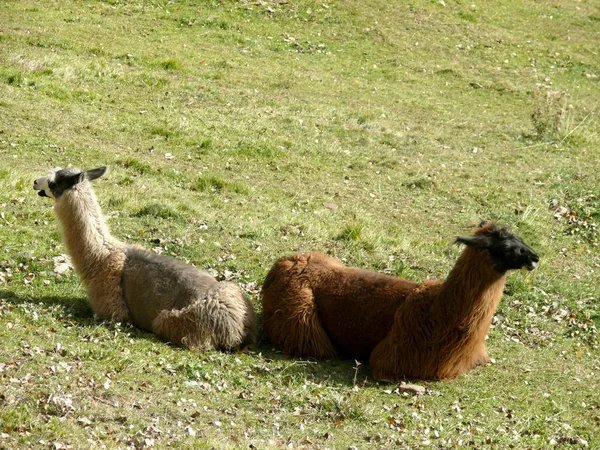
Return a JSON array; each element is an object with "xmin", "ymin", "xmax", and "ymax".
[
  {"xmin": 56, "ymin": 171, "xmax": 85, "ymax": 192},
  {"xmin": 85, "ymin": 166, "xmax": 108, "ymax": 182},
  {"xmin": 456, "ymin": 235, "xmax": 490, "ymax": 249},
  {"xmin": 478, "ymin": 220, "xmax": 488, "ymax": 228}
]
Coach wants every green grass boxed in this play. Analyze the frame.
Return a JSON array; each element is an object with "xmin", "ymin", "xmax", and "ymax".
[{"xmin": 1, "ymin": 0, "xmax": 599, "ymax": 448}]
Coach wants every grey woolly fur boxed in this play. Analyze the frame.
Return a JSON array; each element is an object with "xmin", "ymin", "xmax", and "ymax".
[{"xmin": 34, "ymin": 166, "xmax": 256, "ymax": 351}]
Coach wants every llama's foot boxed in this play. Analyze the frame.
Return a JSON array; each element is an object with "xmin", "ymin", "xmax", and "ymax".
[
  {"xmin": 372, "ymin": 374, "xmax": 395, "ymax": 383},
  {"xmin": 89, "ymin": 294, "xmax": 130, "ymax": 323},
  {"xmin": 472, "ymin": 344, "xmax": 490, "ymax": 367},
  {"xmin": 371, "ymin": 364, "xmax": 409, "ymax": 383},
  {"xmin": 111, "ymin": 306, "xmax": 131, "ymax": 324},
  {"xmin": 370, "ymin": 343, "xmax": 403, "ymax": 382}
]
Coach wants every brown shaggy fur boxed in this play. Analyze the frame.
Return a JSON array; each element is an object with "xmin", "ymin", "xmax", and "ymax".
[
  {"xmin": 262, "ymin": 223, "xmax": 537, "ymax": 381},
  {"xmin": 37, "ymin": 167, "xmax": 256, "ymax": 351},
  {"xmin": 369, "ymin": 247, "xmax": 506, "ymax": 381},
  {"xmin": 262, "ymin": 253, "xmax": 419, "ymax": 360}
]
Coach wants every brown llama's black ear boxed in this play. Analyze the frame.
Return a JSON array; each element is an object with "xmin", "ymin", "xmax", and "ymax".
[
  {"xmin": 478, "ymin": 220, "xmax": 488, "ymax": 228},
  {"xmin": 456, "ymin": 235, "xmax": 490, "ymax": 249}
]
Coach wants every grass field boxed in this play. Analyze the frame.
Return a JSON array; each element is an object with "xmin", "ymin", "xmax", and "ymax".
[{"xmin": 1, "ymin": 0, "xmax": 599, "ymax": 448}]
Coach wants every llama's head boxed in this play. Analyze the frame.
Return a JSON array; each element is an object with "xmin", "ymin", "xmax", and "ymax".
[
  {"xmin": 34, "ymin": 166, "xmax": 107, "ymax": 200},
  {"xmin": 456, "ymin": 222, "xmax": 539, "ymax": 273}
]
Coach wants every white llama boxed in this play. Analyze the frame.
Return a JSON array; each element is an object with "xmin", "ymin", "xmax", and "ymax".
[{"xmin": 34, "ymin": 166, "xmax": 256, "ymax": 351}]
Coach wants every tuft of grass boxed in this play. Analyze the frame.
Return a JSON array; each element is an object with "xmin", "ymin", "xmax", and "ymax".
[
  {"xmin": 336, "ymin": 222, "xmax": 365, "ymax": 242},
  {"xmin": 401, "ymin": 175, "xmax": 435, "ymax": 189},
  {"xmin": 148, "ymin": 125, "xmax": 179, "ymax": 139},
  {"xmin": 192, "ymin": 175, "xmax": 248, "ymax": 194},
  {"xmin": 118, "ymin": 158, "xmax": 155, "ymax": 175},
  {"xmin": 202, "ymin": 17, "xmax": 231, "ymax": 30},
  {"xmin": 194, "ymin": 175, "xmax": 226, "ymax": 191},
  {"xmin": 235, "ymin": 141, "xmax": 282, "ymax": 160},
  {"xmin": 195, "ymin": 138, "xmax": 213, "ymax": 150},
  {"xmin": 160, "ymin": 59, "xmax": 182, "ymax": 71},
  {"xmin": 531, "ymin": 89, "xmax": 570, "ymax": 139},
  {"xmin": 117, "ymin": 176, "xmax": 135, "ymax": 186},
  {"xmin": 3, "ymin": 70, "xmax": 25, "ymax": 86},
  {"xmin": 133, "ymin": 203, "xmax": 179, "ymax": 219},
  {"xmin": 457, "ymin": 11, "xmax": 477, "ymax": 22}
]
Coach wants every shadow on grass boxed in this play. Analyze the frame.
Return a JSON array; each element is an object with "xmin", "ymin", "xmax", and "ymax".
[
  {"xmin": 254, "ymin": 344, "xmax": 374, "ymax": 387},
  {"xmin": 0, "ymin": 288, "xmax": 93, "ymax": 321},
  {"xmin": 0, "ymin": 289, "xmax": 375, "ymax": 386},
  {"xmin": 0, "ymin": 288, "xmax": 159, "ymax": 343},
  {"xmin": 253, "ymin": 315, "xmax": 378, "ymax": 387}
]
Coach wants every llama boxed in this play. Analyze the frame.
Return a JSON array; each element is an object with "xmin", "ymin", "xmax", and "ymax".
[
  {"xmin": 261, "ymin": 222, "xmax": 539, "ymax": 380},
  {"xmin": 34, "ymin": 166, "xmax": 256, "ymax": 351}
]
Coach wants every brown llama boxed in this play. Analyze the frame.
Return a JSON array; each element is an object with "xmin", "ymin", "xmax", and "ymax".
[{"xmin": 261, "ymin": 222, "xmax": 539, "ymax": 380}]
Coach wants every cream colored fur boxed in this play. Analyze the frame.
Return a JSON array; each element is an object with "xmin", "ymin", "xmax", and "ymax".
[
  {"xmin": 38, "ymin": 167, "xmax": 256, "ymax": 351},
  {"xmin": 55, "ymin": 185, "xmax": 130, "ymax": 322}
]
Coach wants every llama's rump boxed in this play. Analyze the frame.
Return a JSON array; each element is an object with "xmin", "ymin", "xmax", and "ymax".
[{"xmin": 262, "ymin": 252, "xmax": 420, "ymax": 360}]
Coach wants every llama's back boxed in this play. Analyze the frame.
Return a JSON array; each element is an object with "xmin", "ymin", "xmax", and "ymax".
[
  {"xmin": 121, "ymin": 247, "xmax": 256, "ymax": 351},
  {"xmin": 262, "ymin": 252, "xmax": 420, "ymax": 360},
  {"xmin": 261, "ymin": 253, "xmax": 337, "ymax": 359},
  {"xmin": 121, "ymin": 246, "xmax": 220, "ymax": 332},
  {"xmin": 313, "ymin": 264, "xmax": 419, "ymax": 360}
]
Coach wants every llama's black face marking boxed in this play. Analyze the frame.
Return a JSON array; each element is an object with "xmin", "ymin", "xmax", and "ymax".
[
  {"xmin": 457, "ymin": 225, "xmax": 539, "ymax": 273},
  {"xmin": 486, "ymin": 231, "xmax": 539, "ymax": 272},
  {"xmin": 34, "ymin": 166, "xmax": 107, "ymax": 200}
]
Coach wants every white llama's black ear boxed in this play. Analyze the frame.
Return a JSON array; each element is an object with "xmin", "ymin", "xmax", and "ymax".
[
  {"xmin": 456, "ymin": 235, "xmax": 490, "ymax": 249},
  {"xmin": 59, "ymin": 171, "xmax": 85, "ymax": 190},
  {"xmin": 85, "ymin": 166, "xmax": 108, "ymax": 181}
]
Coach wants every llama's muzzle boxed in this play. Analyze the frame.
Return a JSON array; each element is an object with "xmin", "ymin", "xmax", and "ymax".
[
  {"xmin": 524, "ymin": 253, "xmax": 540, "ymax": 271},
  {"xmin": 34, "ymin": 177, "xmax": 52, "ymax": 198},
  {"xmin": 525, "ymin": 260, "xmax": 539, "ymax": 271}
]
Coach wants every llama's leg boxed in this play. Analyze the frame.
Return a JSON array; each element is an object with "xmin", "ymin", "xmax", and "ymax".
[
  {"xmin": 263, "ymin": 284, "xmax": 337, "ymax": 359},
  {"xmin": 370, "ymin": 336, "xmax": 404, "ymax": 382},
  {"xmin": 152, "ymin": 283, "xmax": 256, "ymax": 351},
  {"xmin": 369, "ymin": 299, "xmax": 435, "ymax": 381},
  {"xmin": 152, "ymin": 304, "xmax": 212, "ymax": 350},
  {"xmin": 93, "ymin": 295, "xmax": 130, "ymax": 323},
  {"xmin": 87, "ymin": 280, "xmax": 130, "ymax": 323},
  {"xmin": 472, "ymin": 343, "xmax": 489, "ymax": 367},
  {"xmin": 442, "ymin": 343, "xmax": 490, "ymax": 379}
]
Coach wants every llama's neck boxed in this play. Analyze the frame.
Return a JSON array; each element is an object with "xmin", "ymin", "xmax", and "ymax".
[
  {"xmin": 54, "ymin": 183, "xmax": 122, "ymax": 277},
  {"xmin": 441, "ymin": 248, "xmax": 507, "ymax": 331}
]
